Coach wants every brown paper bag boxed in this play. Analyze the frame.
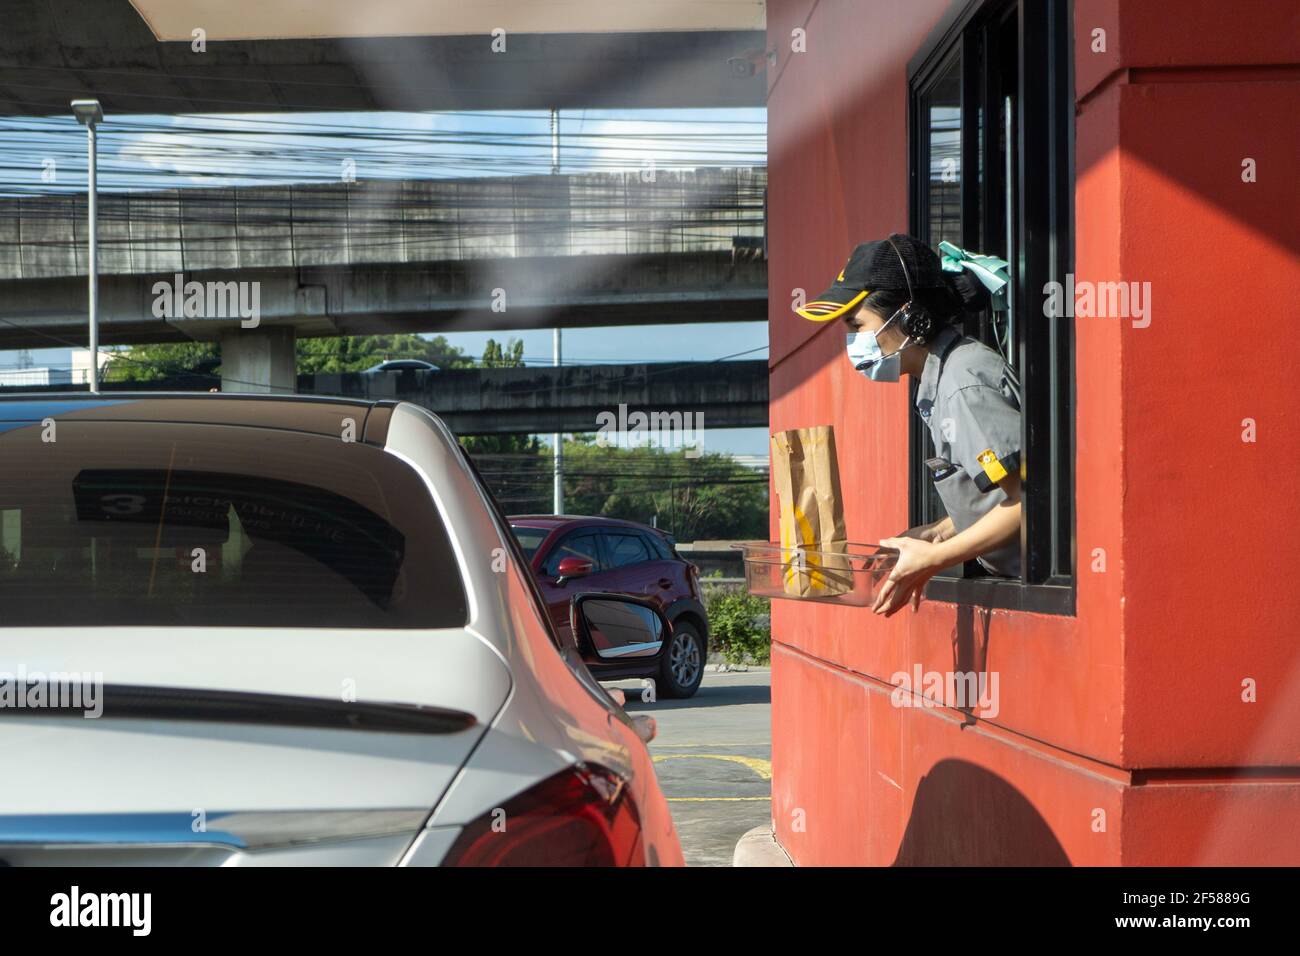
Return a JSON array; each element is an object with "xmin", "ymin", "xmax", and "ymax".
[{"xmin": 770, "ymin": 426, "xmax": 853, "ymax": 597}]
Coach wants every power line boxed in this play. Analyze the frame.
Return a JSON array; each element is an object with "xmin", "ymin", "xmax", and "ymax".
[{"xmin": 0, "ymin": 108, "xmax": 766, "ymax": 196}]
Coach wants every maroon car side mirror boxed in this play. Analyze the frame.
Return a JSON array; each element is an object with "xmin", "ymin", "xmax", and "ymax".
[{"xmin": 556, "ymin": 556, "xmax": 593, "ymax": 584}]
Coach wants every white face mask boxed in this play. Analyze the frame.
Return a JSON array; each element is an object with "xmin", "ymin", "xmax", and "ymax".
[{"xmin": 846, "ymin": 311, "xmax": 911, "ymax": 382}]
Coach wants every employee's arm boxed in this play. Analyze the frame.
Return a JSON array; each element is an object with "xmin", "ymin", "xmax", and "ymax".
[
  {"xmin": 874, "ymin": 473, "xmax": 1021, "ymax": 617},
  {"xmin": 903, "ymin": 515, "xmax": 955, "ymax": 543},
  {"xmin": 932, "ymin": 474, "xmax": 1021, "ymax": 569}
]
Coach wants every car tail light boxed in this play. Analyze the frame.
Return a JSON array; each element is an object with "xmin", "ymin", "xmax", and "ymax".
[{"xmin": 441, "ymin": 764, "xmax": 644, "ymax": 867}]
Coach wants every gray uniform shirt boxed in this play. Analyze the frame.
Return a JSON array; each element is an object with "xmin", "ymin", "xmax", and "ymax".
[{"xmin": 914, "ymin": 326, "xmax": 1022, "ymax": 577}]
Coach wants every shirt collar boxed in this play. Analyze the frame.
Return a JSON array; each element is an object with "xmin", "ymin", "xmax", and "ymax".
[{"xmin": 915, "ymin": 325, "xmax": 962, "ymax": 417}]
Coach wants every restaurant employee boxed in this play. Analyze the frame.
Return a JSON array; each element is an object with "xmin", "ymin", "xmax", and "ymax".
[{"xmin": 796, "ymin": 233, "xmax": 1022, "ymax": 617}]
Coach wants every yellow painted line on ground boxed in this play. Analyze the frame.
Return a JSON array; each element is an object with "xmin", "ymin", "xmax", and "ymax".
[
  {"xmin": 652, "ymin": 753, "xmax": 772, "ymax": 781},
  {"xmin": 667, "ymin": 796, "xmax": 771, "ymax": 802}
]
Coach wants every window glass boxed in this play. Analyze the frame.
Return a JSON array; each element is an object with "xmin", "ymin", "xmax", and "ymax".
[
  {"xmin": 643, "ymin": 532, "xmax": 673, "ymax": 560},
  {"xmin": 915, "ymin": 53, "xmax": 973, "ymax": 535},
  {"xmin": 922, "ymin": 55, "xmax": 963, "ymax": 246},
  {"xmin": 0, "ymin": 421, "xmax": 467, "ymax": 628},
  {"xmin": 510, "ymin": 525, "xmax": 550, "ymax": 560},
  {"xmin": 542, "ymin": 532, "xmax": 602, "ymax": 576},
  {"xmin": 909, "ymin": 0, "xmax": 1075, "ymax": 606},
  {"xmin": 605, "ymin": 532, "xmax": 651, "ymax": 569}
]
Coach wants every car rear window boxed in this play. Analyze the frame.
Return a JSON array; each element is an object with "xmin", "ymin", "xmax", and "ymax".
[{"xmin": 0, "ymin": 419, "xmax": 468, "ymax": 628}]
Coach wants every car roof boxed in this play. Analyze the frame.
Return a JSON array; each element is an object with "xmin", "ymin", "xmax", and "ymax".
[
  {"xmin": 0, "ymin": 393, "xmax": 400, "ymax": 444},
  {"xmin": 508, "ymin": 514, "xmax": 665, "ymax": 536}
]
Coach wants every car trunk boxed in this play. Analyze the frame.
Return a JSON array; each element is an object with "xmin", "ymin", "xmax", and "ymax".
[{"xmin": 0, "ymin": 626, "xmax": 511, "ymax": 865}]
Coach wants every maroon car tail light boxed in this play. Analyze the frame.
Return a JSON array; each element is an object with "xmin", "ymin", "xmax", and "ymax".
[{"xmin": 441, "ymin": 764, "xmax": 644, "ymax": 867}]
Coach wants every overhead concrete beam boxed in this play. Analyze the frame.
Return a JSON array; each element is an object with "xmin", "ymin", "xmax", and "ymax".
[
  {"xmin": 0, "ymin": 0, "xmax": 766, "ymax": 115},
  {"xmin": 130, "ymin": 0, "xmax": 766, "ymax": 40}
]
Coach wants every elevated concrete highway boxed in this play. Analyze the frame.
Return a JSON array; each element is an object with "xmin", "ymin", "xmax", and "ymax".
[
  {"xmin": 0, "ymin": 168, "xmax": 768, "ymax": 389},
  {"xmin": 306, "ymin": 359, "xmax": 769, "ymax": 434},
  {"xmin": 0, "ymin": 360, "xmax": 770, "ymax": 435}
]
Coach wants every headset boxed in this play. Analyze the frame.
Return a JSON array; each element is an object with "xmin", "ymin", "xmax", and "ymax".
[{"xmin": 884, "ymin": 236, "xmax": 935, "ymax": 344}]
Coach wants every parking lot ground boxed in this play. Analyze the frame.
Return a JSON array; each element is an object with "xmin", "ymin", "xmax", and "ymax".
[{"xmin": 610, "ymin": 666, "xmax": 772, "ymax": 867}]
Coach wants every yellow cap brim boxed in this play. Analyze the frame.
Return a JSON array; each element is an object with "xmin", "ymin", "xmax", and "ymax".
[{"xmin": 795, "ymin": 288, "xmax": 869, "ymax": 322}]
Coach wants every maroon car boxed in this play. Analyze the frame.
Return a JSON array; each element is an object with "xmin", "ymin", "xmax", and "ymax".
[{"xmin": 509, "ymin": 515, "xmax": 709, "ymax": 698}]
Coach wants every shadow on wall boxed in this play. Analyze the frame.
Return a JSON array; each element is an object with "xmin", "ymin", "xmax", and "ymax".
[
  {"xmin": 892, "ymin": 759, "xmax": 1070, "ymax": 866},
  {"xmin": 891, "ymin": 607, "xmax": 1068, "ymax": 865},
  {"xmin": 954, "ymin": 603, "xmax": 992, "ymax": 725}
]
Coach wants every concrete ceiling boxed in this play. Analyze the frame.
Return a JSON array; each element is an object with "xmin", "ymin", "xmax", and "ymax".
[
  {"xmin": 0, "ymin": 0, "xmax": 768, "ymax": 116},
  {"xmin": 128, "ymin": 0, "xmax": 766, "ymax": 40}
]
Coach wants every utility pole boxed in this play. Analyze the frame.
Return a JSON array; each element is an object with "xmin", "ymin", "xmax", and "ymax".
[
  {"xmin": 552, "ymin": 327, "xmax": 563, "ymax": 515},
  {"xmin": 72, "ymin": 99, "xmax": 103, "ymax": 393},
  {"xmin": 550, "ymin": 107, "xmax": 560, "ymax": 175},
  {"xmin": 550, "ymin": 107, "xmax": 564, "ymax": 515}
]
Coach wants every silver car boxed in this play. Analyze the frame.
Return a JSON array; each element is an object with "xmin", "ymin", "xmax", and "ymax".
[
  {"xmin": 0, "ymin": 394, "xmax": 684, "ymax": 866},
  {"xmin": 362, "ymin": 359, "xmax": 440, "ymax": 374}
]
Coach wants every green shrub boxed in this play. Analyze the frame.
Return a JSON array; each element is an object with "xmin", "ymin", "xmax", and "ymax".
[{"xmin": 704, "ymin": 583, "xmax": 771, "ymax": 666}]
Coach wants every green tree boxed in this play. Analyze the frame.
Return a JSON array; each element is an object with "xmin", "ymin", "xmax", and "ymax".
[
  {"xmin": 104, "ymin": 341, "xmax": 218, "ymax": 383},
  {"xmin": 479, "ymin": 337, "xmax": 525, "ymax": 368},
  {"xmin": 704, "ymin": 582, "xmax": 771, "ymax": 665},
  {"xmin": 105, "ymin": 333, "xmax": 469, "ymax": 383},
  {"xmin": 296, "ymin": 334, "xmax": 468, "ymax": 373},
  {"xmin": 557, "ymin": 439, "xmax": 768, "ymax": 541}
]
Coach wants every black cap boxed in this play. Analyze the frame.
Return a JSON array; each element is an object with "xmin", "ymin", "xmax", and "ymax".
[{"xmin": 796, "ymin": 233, "xmax": 948, "ymax": 322}]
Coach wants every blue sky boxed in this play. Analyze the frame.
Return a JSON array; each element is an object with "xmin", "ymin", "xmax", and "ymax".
[{"xmin": 0, "ymin": 108, "xmax": 769, "ymax": 455}]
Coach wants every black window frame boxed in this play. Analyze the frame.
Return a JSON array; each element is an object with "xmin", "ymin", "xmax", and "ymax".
[{"xmin": 907, "ymin": 0, "xmax": 1076, "ymax": 615}]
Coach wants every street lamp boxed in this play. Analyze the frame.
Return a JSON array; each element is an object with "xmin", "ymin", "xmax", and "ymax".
[{"xmin": 71, "ymin": 99, "xmax": 103, "ymax": 393}]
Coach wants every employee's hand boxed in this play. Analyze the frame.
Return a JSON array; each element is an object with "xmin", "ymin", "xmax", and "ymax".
[{"xmin": 873, "ymin": 536, "xmax": 946, "ymax": 617}]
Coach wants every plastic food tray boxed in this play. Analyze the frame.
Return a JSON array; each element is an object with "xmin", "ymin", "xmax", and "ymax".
[{"xmin": 731, "ymin": 541, "xmax": 899, "ymax": 607}]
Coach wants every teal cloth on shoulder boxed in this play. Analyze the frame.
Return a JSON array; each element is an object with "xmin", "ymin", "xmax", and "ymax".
[{"xmin": 938, "ymin": 240, "xmax": 1010, "ymax": 311}]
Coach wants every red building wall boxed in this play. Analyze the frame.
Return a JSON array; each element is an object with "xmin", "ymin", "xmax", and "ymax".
[{"xmin": 765, "ymin": 0, "xmax": 1300, "ymax": 865}]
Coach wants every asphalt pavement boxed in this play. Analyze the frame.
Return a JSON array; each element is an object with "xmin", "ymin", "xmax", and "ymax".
[{"xmin": 610, "ymin": 666, "xmax": 772, "ymax": 867}]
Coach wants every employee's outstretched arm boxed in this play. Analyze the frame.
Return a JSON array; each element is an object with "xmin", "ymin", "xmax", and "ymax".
[
  {"xmin": 900, "ymin": 514, "xmax": 955, "ymax": 543},
  {"xmin": 874, "ymin": 473, "xmax": 1022, "ymax": 617}
]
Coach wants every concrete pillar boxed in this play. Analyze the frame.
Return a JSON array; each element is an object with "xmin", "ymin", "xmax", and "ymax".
[{"xmin": 219, "ymin": 326, "xmax": 295, "ymax": 393}]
